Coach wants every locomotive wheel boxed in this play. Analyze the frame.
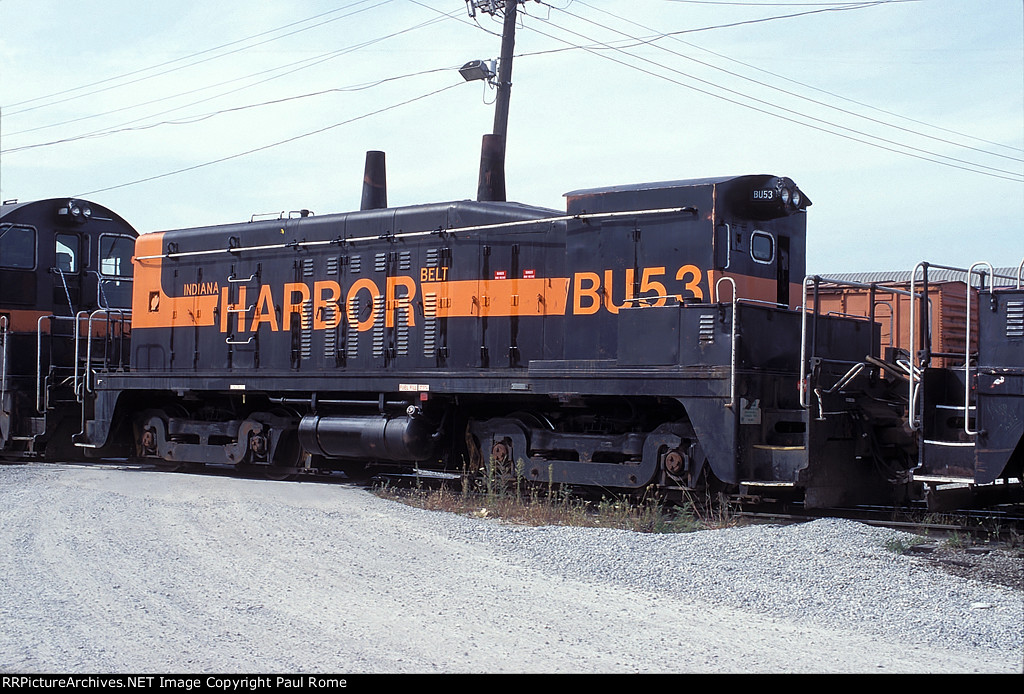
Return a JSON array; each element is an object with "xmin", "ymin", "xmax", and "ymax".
[
  {"xmin": 491, "ymin": 441, "xmax": 511, "ymax": 464},
  {"xmin": 135, "ymin": 408, "xmax": 183, "ymax": 471},
  {"xmin": 664, "ymin": 450, "xmax": 685, "ymax": 475}
]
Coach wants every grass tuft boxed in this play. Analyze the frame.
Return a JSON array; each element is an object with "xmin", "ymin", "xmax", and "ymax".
[
  {"xmin": 375, "ymin": 460, "xmax": 735, "ymax": 534},
  {"xmin": 884, "ymin": 535, "xmax": 928, "ymax": 555}
]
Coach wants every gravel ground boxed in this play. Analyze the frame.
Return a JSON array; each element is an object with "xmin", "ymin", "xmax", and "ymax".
[{"xmin": 0, "ymin": 463, "xmax": 1020, "ymax": 674}]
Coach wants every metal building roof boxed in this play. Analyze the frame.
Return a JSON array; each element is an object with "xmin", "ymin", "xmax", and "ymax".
[{"xmin": 818, "ymin": 265, "xmax": 1021, "ymax": 287}]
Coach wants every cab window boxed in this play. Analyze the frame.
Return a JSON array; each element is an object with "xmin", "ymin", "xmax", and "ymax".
[
  {"xmin": 0, "ymin": 225, "xmax": 36, "ymax": 269},
  {"xmin": 99, "ymin": 234, "xmax": 134, "ymax": 278},
  {"xmin": 55, "ymin": 233, "xmax": 79, "ymax": 273},
  {"xmin": 751, "ymin": 230, "xmax": 775, "ymax": 264}
]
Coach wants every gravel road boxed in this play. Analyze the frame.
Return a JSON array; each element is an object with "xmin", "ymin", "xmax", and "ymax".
[{"xmin": 0, "ymin": 463, "xmax": 1020, "ymax": 674}]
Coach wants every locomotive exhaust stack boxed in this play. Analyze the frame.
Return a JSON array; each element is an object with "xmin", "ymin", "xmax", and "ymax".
[{"xmin": 360, "ymin": 150, "xmax": 388, "ymax": 211}]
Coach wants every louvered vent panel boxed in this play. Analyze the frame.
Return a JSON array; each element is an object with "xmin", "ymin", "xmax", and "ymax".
[
  {"xmin": 300, "ymin": 300, "xmax": 313, "ymax": 359},
  {"xmin": 396, "ymin": 305, "xmax": 409, "ymax": 356},
  {"xmin": 423, "ymin": 292, "xmax": 437, "ymax": 357},
  {"xmin": 346, "ymin": 295, "xmax": 360, "ymax": 359},
  {"xmin": 1007, "ymin": 301, "xmax": 1024, "ymax": 338},
  {"xmin": 698, "ymin": 314, "xmax": 715, "ymax": 344},
  {"xmin": 372, "ymin": 294, "xmax": 385, "ymax": 357},
  {"xmin": 323, "ymin": 304, "xmax": 337, "ymax": 358}
]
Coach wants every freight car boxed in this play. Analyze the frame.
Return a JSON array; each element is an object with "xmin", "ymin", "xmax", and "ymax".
[
  {"xmin": 64, "ymin": 156, "xmax": 923, "ymax": 507},
  {"xmin": 0, "ymin": 198, "xmax": 137, "ymax": 458}
]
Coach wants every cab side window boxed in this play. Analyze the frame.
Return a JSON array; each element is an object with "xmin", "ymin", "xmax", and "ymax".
[
  {"xmin": 0, "ymin": 225, "xmax": 36, "ymax": 269},
  {"xmin": 99, "ymin": 235, "xmax": 133, "ymax": 278},
  {"xmin": 55, "ymin": 233, "xmax": 79, "ymax": 273},
  {"xmin": 98, "ymin": 234, "xmax": 134, "ymax": 309},
  {"xmin": 751, "ymin": 230, "xmax": 775, "ymax": 264}
]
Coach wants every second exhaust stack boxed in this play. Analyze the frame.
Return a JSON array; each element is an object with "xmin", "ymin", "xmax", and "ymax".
[{"xmin": 360, "ymin": 150, "xmax": 387, "ymax": 210}]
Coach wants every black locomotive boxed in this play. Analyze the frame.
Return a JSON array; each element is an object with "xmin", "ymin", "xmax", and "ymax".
[
  {"xmin": 971, "ymin": 265, "xmax": 1024, "ymax": 488},
  {"xmin": 81, "ymin": 158, "xmax": 912, "ymax": 507},
  {"xmin": 2, "ymin": 162, "xmax": 1020, "ymax": 509},
  {"xmin": 0, "ymin": 198, "xmax": 137, "ymax": 459}
]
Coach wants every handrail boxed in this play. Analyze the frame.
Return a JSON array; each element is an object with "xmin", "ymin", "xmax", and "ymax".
[
  {"xmin": 36, "ymin": 315, "xmax": 53, "ymax": 413},
  {"xmin": 906, "ymin": 260, "xmax": 1018, "ymax": 433},
  {"xmin": 83, "ymin": 309, "xmax": 131, "ymax": 396},
  {"xmin": 909, "ymin": 262, "xmax": 954, "ymax": 430},
  {"xmin": 715, "ymin": 276, "xmax": 737, "ymax": 409},
  {"xmin": 799, "ymin": 277, "xmax": 814, "ymax": 408},
  {"xmin": 0, "ymin": 315, "xmax": 8, "ymax": 407},
  {"xmin": 963, "ymin": 261, "xmax": 995, "ymax": 437},
  {"xmin": 801, "ymin": 274, "xmax": 924, "ymax": 412},
  {"xmin": 905, "ymin": 261, "xmax": 997, "ymax": 430},
  {"xmin": 72, "ymin": 309, "xmax": 131, "ymax": 449},
  {"xmin": 136, "ymin": 206, "xmax": 699, "ymax": 261},
  {"xmin": 72, "ymin": 311, "xmax": 90, "ymax": 401}
]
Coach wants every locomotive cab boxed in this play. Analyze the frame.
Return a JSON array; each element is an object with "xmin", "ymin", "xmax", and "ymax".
[{"xmin": 0, "ymin": 198, "xmax": 137, "ymax": 458}]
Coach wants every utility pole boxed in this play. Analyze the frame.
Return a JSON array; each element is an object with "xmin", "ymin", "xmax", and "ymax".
[
  {"xmin": 491, "ymin": 0, "xmax": 518, "ymax": 156},
  {"xmin": 467, "ymin": 0, "xmax": 523, "ymax": 202}
]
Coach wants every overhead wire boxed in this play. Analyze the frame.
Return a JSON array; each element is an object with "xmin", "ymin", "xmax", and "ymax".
[
  {"xmin": 3, "ymin": 0, "xmax": 394, "ymax": 116},
  {"xmin": 521, "ymin": 1, "xmax": 1023, "ymax": 182},
  {"xmin": 75, "ymin": 81, "xmax": 466, "ymax": 197},
  {"xmin": 11, "ymin": 3, "xmax": 464, "ymax": 195},
  {"xmin": 10, "ymin": 0, "xmax": 1021, "ymax": 192},
  {"xmin": 1, "ymin": 67, "xmax": 457, "ymax": 155},
  {"xmin": 575, "ymin": 0, "xmax": 1023, "ymax": 159},
  {"xmin": 3, "ymin": 9, "xmax": 459, "ymax": 143},
  {"xmin": 510, "ymin": 1, "xmax": 1020, "ymax": 163}
]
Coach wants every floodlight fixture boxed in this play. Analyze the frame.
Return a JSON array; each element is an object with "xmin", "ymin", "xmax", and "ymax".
[{"xmin": 459, "ymin": 59, "xmax": 496, "ymax": 82}]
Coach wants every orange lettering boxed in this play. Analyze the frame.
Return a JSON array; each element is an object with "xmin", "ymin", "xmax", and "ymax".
[
  {"xmin": 346, "ymin": 278, "xmax": 380, "ymax": 332},
  {"xmin": 573, "ymin": 272, "xmax": 601, "ymax": 315},
  {"xmin": 313, "ymin": 280, "xmax": 342, "ymax": 330},
  {"xmin": 283, "ymin": 282, "xmax": 311, "ymax": 330},
  {"xmin": 674, "ymin": 265, "xmax": 705, "ymax": 301},
  {"xmin": 250, "ymin": 284, "xmax": 279, "ymax": 332},
  {"xmin": 219, "ymin": 285, "xmax": 249, "ymax": 333},
  {"xmin": 386, "ymin": 276, "xmax": 417, "ymax": 328}
]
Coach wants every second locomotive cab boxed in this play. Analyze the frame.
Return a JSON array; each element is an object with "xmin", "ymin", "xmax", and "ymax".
[
  {"xmin": 80, "ymin": 168, "xmax": 919, "ymax": 507},
  {"xmin": 1, "ymin": 198, "xmax": 137, "ymax": 459}
]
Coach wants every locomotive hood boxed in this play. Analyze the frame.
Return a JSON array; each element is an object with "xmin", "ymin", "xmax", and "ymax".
[{"xmin": 565, "ymin": 175, "xmax": 810, "ymax": 220}]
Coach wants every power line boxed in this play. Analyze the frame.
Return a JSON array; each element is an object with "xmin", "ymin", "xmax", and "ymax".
[
  {"xmin": 3, "ymin": 0, "xmax": 393, "ymax": 116},
  {"xmin": 575, "ymin": 0, "xmax": 1023, "ymax": 158},
  {"xmin": 4, "ymin": 10, "xmax": 457, "ymax": 142},
  {"xmin": 76, "ymin": 82, "xmax": 465, "ymax": 197},
  {"xmin": 1, "ymin": 67, "xmax": 456, "ymax": 155},
  {"xmin": 520, "ymin": 4, "xmax": 1022, "ymax": 182}
]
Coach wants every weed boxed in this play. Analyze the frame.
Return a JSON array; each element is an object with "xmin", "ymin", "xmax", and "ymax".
[
  {"xmin": 944, "ymin": 530, "xmax": 969, "ymax": 550},
  {"xmin": 375, "ymin": 464, "xmax": 732, "ymax": 534},
  {"xmin": 884, "ymin": 535, "xmax": 927, "ymax": 555}
]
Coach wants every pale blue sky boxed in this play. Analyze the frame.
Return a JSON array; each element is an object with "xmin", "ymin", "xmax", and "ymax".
[{"xmin": 1, "ymin": 0, "xmax": 1021, "ymax": 272}]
